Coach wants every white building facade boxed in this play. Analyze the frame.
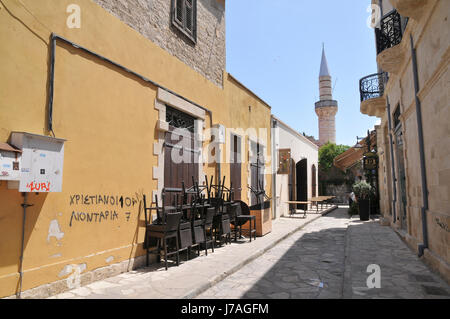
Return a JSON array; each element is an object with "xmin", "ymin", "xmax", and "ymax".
[{"xmin": 271, "ymin": 116, "xmax": 319, "ymax": 219}]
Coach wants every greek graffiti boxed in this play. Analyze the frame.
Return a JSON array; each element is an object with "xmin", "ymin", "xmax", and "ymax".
[
  {"xmin": 69, "ymin": 194, "xmax": 138, "ymax": 207},
  {"xmin": 69, "ymin": 210, "xmax": 119, "ymax": 227},
  {"xmin": 68, "ymin": 193, "xmax": 143, "ymax": 226},
  {"xmin": 26, "ymin": 181, "xmax": 51, "ymax": 192}
]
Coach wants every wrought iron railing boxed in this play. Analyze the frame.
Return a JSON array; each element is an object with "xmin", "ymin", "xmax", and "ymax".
[
  {"xmin": 375, "ymin": 10, "xmax": 403, "ymax": 55},
  {"xmin": 359, "ymin": 72, "xmax": 388, "ymax": 102}
]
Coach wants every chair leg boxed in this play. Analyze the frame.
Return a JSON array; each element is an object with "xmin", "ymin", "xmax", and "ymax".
[
  {"xmin": 175, "ymin": 235, "xmax": 180, "ymax": 266},
  {"xmin": 204, "ymin": 228, "xmax": 208, "ymax": 256},
  {"xmin": 163, "ymin": 238, "xmax": 168, "ymax": 271},
  {"xmin": 157, "ymin": 238, "xmax": 161, "ymax": 263},
  {"xmin": 146, "ymin": 241, "xmax": 149, "ymax": 267}
]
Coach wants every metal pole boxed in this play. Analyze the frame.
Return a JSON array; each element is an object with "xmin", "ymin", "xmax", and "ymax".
[
  {"xmin": 410, "ymin": 35, "xmax": 429, "ymax": 256},
  {"xmin": 17, "ymin": 192, "xmax": 31, "ymax": 299}
]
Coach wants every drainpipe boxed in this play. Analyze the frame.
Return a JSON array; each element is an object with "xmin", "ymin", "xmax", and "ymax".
[
  {"xmin": 47, "ymin": 32, "xmax": 215, "ymax": 186},
  {"xmin": 386, "ymin": 96, "xmax": 397, "ymax": 223},
  {"xmin": 271, "ymin": 118, "xmax": 277, "ymax": 219},
  {"xmin": 410, "ymin": 35, "xmax": 429, "ymax": 256},
  {"xmin": 17, "ymin": 192, "xmax": 33, "ymax": 299}
]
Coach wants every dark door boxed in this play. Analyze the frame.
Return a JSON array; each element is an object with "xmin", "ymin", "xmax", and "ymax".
[
  {"xmin": 250, "ymin": 141, "xmax": 265, "ymax": 206},
  {"xmin": 395, "ymin": 127, "xmax": 407, "ymax": 231},
  {"xmin": 296, "ymin": 159, "xmax": 308, "ymax": 210},
  {"xmin": 311, "ymin": 165, "xmax": 317, "ymax": 198},
  {"xmin": 230, "ymin": 134, "xmax": 242, "ymax": 200},
  {"xmin": 164, "ymin": 106, "xmax": 199, "ymax": 195},
  {"xmin": 288, "ymin": 158, "xmax": 296, "ymax": 214}
]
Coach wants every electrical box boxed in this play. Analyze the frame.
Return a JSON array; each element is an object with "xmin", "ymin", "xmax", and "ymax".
[
  {"xmin": 9, "ymin": 132, "xmax": 66, "ymax": 193},
  {"xmin": 0, "ymin": 142, "xmax": 22, "ymax": 181}
]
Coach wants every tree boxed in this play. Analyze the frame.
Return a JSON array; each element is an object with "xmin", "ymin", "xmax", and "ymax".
[{"xmin": 319, "ymin": 142, "xmax": 350, "ymax": 171}]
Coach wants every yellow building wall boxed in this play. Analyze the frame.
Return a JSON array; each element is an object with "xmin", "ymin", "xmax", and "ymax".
[{"xmin": 0, "ymin": 0, "xmax": 272, "ymax": 297}]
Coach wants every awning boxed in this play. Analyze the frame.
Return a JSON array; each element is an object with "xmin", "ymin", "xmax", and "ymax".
[{"xmin": 334, "ymin": 131, "xmax": 377, "ymax": 171}]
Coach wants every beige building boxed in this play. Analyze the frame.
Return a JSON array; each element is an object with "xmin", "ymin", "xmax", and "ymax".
[
  {"xmin": 361, "ymin": 0, "xmax": 449, "ymax": 282},
  {"xmin": 0, "ymin": 0, "xmax": 275, "ymax": 299}
]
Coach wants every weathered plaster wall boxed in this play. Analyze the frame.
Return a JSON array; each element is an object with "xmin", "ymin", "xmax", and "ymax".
[
  {"xmin": 0, "ymin": 0, "xmax": 273, "ymax": 298},
  {"xmin": 92, "ymin": 0, "xmax": 226, "ymax": 87}
]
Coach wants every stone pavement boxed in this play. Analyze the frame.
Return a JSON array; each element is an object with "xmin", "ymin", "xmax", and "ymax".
[
  {"xmin": 49, "ymin": 207, "xmax": 336, "ymax": 299},
  {"xmin": 197, "ymin": 208, "xmax": 450, "ymax": 299}
]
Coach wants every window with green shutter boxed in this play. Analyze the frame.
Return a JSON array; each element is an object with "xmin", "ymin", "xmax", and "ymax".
[{"xmin": 172, "ymin": 0, "xmax": 197, "ymax": 44}]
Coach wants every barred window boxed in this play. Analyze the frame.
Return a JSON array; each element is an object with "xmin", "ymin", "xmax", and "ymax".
[{"xmin": 172, "ymin": 0, "xmax": 197, "ymax": 44}]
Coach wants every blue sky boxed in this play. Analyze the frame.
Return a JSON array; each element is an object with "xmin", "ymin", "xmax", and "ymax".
[{"xmin": 226, "ymin": 0, "xmax": 380, "ymax": 147}]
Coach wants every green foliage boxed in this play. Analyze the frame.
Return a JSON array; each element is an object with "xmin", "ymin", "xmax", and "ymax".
[
  {"xmin": 352, "ymin": 181, "xmax": 375, "ymax": 200},
  {"xmin": 319, "ymin": 143, "xmax": 350, "ymax": 171},
  {"xmin": 348, "ymin": 202, "xmax": 359, "ymax": 216}
]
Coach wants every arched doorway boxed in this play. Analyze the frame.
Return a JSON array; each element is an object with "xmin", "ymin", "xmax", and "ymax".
[
  {"xmin": 296, "ymin": 159, "xmax": 308, "ymax": 210},
  {"xmin": 287, "ymin": 158, "xmax": 296, "ymax": 215},
  {"xmin": 311, "ymin": 164, "xmax": 317, "ymax": 198}
]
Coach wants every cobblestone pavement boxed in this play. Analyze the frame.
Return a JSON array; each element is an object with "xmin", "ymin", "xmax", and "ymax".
[
  {"xmin": 48, "ymin": 208, "xmax": 335, "ymax": 299},
  {"xmin": 197, "ymin": 208, "xmax": 450, "ymax": 299}
]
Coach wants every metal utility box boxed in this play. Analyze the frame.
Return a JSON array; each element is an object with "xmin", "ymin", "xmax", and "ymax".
[
  {"xmin": 10, "ymin": 132, "xmax": 66, "ymax": 193},
  {"xmin": 0, "ymin": 142, "xmax": 22, "ymax": 181}
]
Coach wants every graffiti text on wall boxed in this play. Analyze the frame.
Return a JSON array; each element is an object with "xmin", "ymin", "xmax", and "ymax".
[
  {"xmin": 27, "ymin": 181, "xmax": 51, "ymax": 192},
  {"xmin": 69, "ymin": 211, "xmax": 119, "ymax": 227},
  {"xmin": 68, "ymin": 194, "xmax": 141, "ymax": 227},
  {"xmin": 69, "ymin": 194, "xmax": 138, "ymax": 208}
]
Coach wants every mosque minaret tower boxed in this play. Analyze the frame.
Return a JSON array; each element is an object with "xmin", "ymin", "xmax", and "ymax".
[{"xmin": 315, "ymin": 45, "xmax": 338, "ymax": 146}]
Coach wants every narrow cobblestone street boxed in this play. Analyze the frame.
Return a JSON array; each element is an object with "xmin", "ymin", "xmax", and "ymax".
[
  {"xmin": 47, "ymin": 208, "xmax": 450, "ymax": 300},
  {"xmin": 197, "ymin": 208, "xmax": 450, "ymax": 299}
]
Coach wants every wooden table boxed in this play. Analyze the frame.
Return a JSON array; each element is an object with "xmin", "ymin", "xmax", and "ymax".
[
  {"xmin": 309, "ymin": 196, "xmax": 336, "ymax": 212},
  {"xmin": 285, "ymin": 201, "xmax": 311, "ymax": 218}
]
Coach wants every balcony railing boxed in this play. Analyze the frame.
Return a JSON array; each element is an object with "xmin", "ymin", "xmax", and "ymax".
[
  {"xmin": 375, "ymin": 10, "xmax": 404, "ymax": 55},
  {"xmin": 359, "ymin": 72, "xmax": 388, "ymax": 102}
]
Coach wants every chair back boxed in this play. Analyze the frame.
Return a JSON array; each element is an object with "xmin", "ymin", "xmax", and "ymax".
[
  {"xmin": 165, "ymin": 212, "xmax": 182, "ymax": 232},
  {"xmin": 228, "ymin": 202, "xmax": 239, "ymax": 220},
  {"xmin": 205, "ymin": 207, "xmax": 215, "ymax": 226},
  {"xmin": 239, "ymin": 200, "xmax": 251, "ymax": 216}
]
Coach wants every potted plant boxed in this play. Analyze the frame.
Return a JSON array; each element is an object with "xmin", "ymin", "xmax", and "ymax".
[{"xmin": 352, "ymin": 181, "xmax": 374, "ymax": 221}]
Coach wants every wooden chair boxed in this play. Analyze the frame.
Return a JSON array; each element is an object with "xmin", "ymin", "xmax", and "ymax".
[{"xmin": 146, "ymin": 212, "xmax": 182, "ymax": 270}]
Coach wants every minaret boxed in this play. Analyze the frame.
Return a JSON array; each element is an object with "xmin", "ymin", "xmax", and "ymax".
[{"xmin": 315, "ymin": 45, "xmax": 338, "ymax": 146}]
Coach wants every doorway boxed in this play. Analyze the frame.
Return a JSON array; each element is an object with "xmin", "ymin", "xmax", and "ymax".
[
  {"xmin": 296, "ymin": 159, "xmax": 308, "ymax": 211},
  {"xmin": 164, "ymin": 106, "xmax": 199, "ymax": 193},
  {"xmin": 311, "ymin": 164, "xmax": 317, "ymax": 198},
  {"xmin": 395, "ymin": 126, "xmax": 408, "ymax": 231},
  {"xmin": 250, "ymin": 141, "xmax": 265, "ymax": 206},
  {"xmin": 230, "ymin": 134, "xmax": 242, "ymax": 201}
]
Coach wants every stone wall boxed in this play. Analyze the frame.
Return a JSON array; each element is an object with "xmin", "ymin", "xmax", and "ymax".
[
  {"xmin": 92, "ymin": 0, "xmax": 226, "ymax": 87},
  {"xmin": 372, "ymin": 0, "xmax": 450, "ymax": 282}
]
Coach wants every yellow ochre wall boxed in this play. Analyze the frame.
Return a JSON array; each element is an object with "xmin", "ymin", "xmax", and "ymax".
[{"xmin": 0, "ymin": 0, "xmax": 272, "ymax": 297}]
